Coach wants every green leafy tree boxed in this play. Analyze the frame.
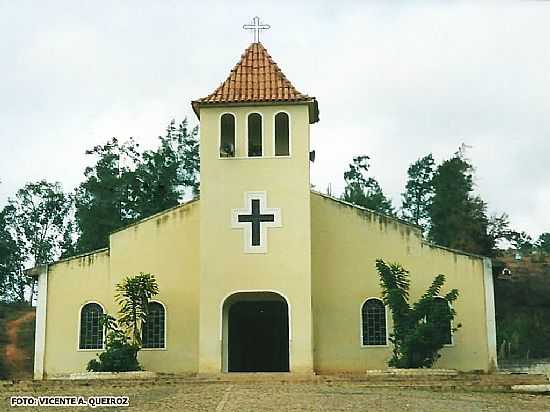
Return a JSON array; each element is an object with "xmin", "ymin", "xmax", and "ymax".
[
  {"xmin": 115, "ymin": 272, "xmax": 159, "ymax": 346},
  {"xmin": 132, "ymin": 119, "xmax": 200, "ymax": 218},
  {"xmin": 342, "ymin": 156, "xmax": 394, "ymax": 215},
  {"xmin": 4, "ymin": 181, "xmax": 72, "ymax": 302},
  {"xmin": 0, "ymin": 208, "xmax": 23, "ymax": 302},
  {"xmin": 534, "ymin": 233, "xmax": 550, "ymax": 256},
  {"xmin": 429, "ymin": 151, "xmax": 493, "ymax": 256},
  {"xmin": 59, "ymin": 220, "xmax": 78, "ymax": 259},
  {"xmin": 401, "ymin": 154, "xmax": 435, "ymax": 232},
  {"xmin": 487, "ymin": 213, "xmax": 513, "ymax": 250},
  {"xmin": 376, "ymin": 259, "xmax": 460, "ymax": 368},
  {"xmin": 75, "ymin": 138, "xmax": 141, "ymax": 253},
  {"xmin": 75, "ymin": 120, "xmax": 199, "ymax": 255},
  {"xmin": 510, "ymin": 231, "xmax": 533, "ymax": 255}
]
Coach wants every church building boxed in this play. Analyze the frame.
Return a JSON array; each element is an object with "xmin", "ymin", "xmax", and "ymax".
[{"xmin": 30, "ymin": 28, "xmax": 497, "ymax": 379}]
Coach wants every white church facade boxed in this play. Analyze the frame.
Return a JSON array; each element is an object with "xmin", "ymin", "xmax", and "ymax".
[{"xmin": 30, "ymin": 35, "xmax": 497, "ymax": 379}]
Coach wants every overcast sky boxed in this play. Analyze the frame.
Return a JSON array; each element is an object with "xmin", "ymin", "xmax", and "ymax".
[{"xmin": 0, "ymin": 1, "xmax": 548, "ymax": 238}]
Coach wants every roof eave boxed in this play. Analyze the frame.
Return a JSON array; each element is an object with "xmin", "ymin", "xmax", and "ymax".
[{"xmin": 191, "ymin": 98, "xmax": 320, "ymax": 124}]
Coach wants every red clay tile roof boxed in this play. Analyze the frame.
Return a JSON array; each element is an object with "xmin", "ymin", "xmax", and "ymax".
[{"xmin": 192, "ymin": 42, "xmax": 318, "ymax": 122}]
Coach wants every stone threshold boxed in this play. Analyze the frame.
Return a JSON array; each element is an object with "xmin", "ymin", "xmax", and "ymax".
[
  {"xmin": 363, "ymin": 369, "xmax": 459, "ymax": 376},
  {"xmin": 511, "ymin": 384, "xmax": 550, "ymax": 394},
  {"xmin": 50, "ymin": 371, "xmax": 157, "ymax": 380}
]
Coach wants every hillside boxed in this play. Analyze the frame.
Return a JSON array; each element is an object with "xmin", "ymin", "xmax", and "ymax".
[
  {"xmin": 493, "ymin": 254, "xmax": 550, "ymax": 360},
  {"xmin": 0, "ymin": 304, "xmax": 35, "ymax": 379}
]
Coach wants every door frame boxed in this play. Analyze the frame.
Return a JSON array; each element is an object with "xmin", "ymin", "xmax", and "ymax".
[{"xmin": 220, "ymin": 290, "xmax": 292, "ymax": 372}]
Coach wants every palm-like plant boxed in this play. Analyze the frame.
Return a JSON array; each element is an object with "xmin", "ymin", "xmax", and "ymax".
[
  {"xmin": 376, "ymin": 259, "xmax": 460, "ymax": 368},
  {"xmin": 115, "ymin": 272, "xmax": 159, "ymax": 346}
]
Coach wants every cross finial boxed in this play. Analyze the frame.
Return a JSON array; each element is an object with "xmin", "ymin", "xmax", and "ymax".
[{"xmin": 243, "ymin": 16, "xmax": 270, "ymax": 43}]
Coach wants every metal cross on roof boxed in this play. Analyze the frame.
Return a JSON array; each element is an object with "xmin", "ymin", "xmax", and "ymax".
[{"xmin": 243, "ymin": 16, "xmax": 270, "ymax": 43}]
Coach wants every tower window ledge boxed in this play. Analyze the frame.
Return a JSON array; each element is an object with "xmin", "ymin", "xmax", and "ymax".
[{"xmin": 218, "ymin": 155, "xmax": 292, "ymax": 160}]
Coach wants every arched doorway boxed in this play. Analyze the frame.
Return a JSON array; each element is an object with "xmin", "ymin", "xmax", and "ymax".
[{"xmin": 222, "ymin": 291, "xmax": 289, "ymax": 372}]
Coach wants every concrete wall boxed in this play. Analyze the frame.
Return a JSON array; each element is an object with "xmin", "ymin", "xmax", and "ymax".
[
  {"xmin": 38, "ymin": 131, "xmax": 497, "ymax": 376},
  {"xmin": 41, "ymin": 201, "xmax": 200, "ymax": 377},
  {"xmin": 310, "ymin": 192, "xmax": 495, "ymax": 373},
  {"xmin": 500, "ymin": 360, "xmax": 550, "ymax": 376},
  {"xmin": 39, "ymin": 189, "xmax": 496, "ymax": 377}
]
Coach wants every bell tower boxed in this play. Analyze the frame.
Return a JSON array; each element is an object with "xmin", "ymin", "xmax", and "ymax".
[{"xmin": 192, "ymin": 29, "xmax": 319, "ymax": 373}]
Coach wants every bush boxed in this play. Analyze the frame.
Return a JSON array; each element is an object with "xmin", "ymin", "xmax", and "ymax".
[
  {"xmin": 495, "ymin": 270, "xmax": 550, "ymax": 360},
  {"xmin": 87, "ymin": 273, "xmax": 159, "ymax": 373},
  {"xmin": 87, "ymin": 318, "xmax": 141, "ymax": 372},
  {"xmin": 376, "ymin": 259, "xmax": 460, "ymax": 368}
]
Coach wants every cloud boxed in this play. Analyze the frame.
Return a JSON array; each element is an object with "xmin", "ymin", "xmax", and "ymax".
[{"xmin": 0, "ymin": 1, "xmax": 548, "ymax": 238}]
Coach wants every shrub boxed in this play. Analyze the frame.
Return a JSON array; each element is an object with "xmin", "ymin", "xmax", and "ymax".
[
  {"xmin": 87, "ymin": 273, "xmax": 159, "ymax": 372},
  {"xmin": 87, "ymin": 317, "xmax": 141, "ymax": 372},
  {"xmin": 376, "ymin": 259, "xmax": 460, "ymax": 368}
]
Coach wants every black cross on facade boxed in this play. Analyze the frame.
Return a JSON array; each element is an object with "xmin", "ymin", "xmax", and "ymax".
[
  {"xmin": 232, "ymin": 192, "xmax": 282, "ymax": 253},
  {"xmin": 238, "ymin": 199, "xmax": 275, "ymax": 246}
]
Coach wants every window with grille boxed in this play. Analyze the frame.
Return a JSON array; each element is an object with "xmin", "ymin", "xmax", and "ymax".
[
  {"xmin": 79, "ymin": 303, "xmax": 104, "ymax": 350},
  {"xmin": 361, "ymin": 298, "xmax": 387, "ymax": 346},
  {"xmin": 429, "ymin": 297, "xmax": 453, "ymax": 345},
  {"xmin": 274, "ymin": 112, "xmax": 290, "ymax": 156},
  {"xmin": 142, "ymin": 302, "xmax": 166, "ymax": 349},
  {"xmin": 248, "ymin": 113, "xmax": 262, "ymax": 157}
]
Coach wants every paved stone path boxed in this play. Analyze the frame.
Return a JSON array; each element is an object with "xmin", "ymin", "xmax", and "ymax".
[{"xmin": 3, "ymin": 381, "xmax": 550, "ymax": 411}]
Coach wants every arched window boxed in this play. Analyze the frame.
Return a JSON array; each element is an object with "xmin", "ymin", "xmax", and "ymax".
[
  {"xmin": 361, "ymin": 298, "xmax": 387, "ymax": 346},
  {"xmin": 142, "ymin": 301, "xmax": 166, "ymax": 349},
  {"xmin": 429, "ymin": 297, "xmax": 453, "ymax": 345},
  {"xmin": 274, "ymin": 112, "xmax": 290, "ymax": 156},
  {"xmin": 220, "ymin": 113, "xmax": 235, "ymax": 157},
  {"xmin": 79, "ymin": 303, "xmax": 104, "ymax": 350},
  {"xmin": 248, "ymin": 113, "xmax": 262, "ymax": 157}
]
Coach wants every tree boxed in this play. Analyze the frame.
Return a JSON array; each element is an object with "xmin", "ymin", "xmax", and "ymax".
[
  {"xmin": 59, "ymin": 220, "xmax": 78, "ymax": 259},
  {"xmin": 4, "ymin": 181, "xmax": 72, "ymax": 302},
  {"xmin": 429, "ymin": 151, "xmax": 493, "ymax": 256},
  {"xmin": 535, "ymin": 233, "xmax": 550, "ymax": 256},
  {"xmin": 75, "ymin": 120, "xmax": 199, "ymax": 255},
  {"xmin": 115, "ymin": 272, "xmax": 159, "ymax": 346},
  {"xmin": 132, "ymin": 119, "xmax": 200, "ymax": 218},
  {"xmin": 0, "ymin": 208, "xmax": 23, "ymax": 302},
  {"xmin": 87, "ymin": 272, "xmax": 159, "ymax": 372},
  {"xmin": 401, "ymin": 154, "xmax": 435, "ymax": 233},
  {"xmin": 510, "ymin": 231, "xmax": 533, "ymax": 255},
  {"xmin": 75, "ymin": 138, "xmax": 141, "ymax": 253},
  {"xmin": 487, "ymin": 213, "xmax": 513, "ymax": 250},
  {"xmin": 376, "ymin": 259, "xmax": 460, "ymax": 368},
  {"xmin": 342, "ymin": 156, "xmax": 394, "ymax": 215}
]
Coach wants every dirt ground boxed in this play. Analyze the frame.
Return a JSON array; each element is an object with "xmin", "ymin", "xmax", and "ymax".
[
  {"xmin": 4, "ymin": 311, "xmax": 35, "ymax": 380},
  {"xmin": 2, "ymin": 381, "xmax": 550, "ymax": 411}
]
